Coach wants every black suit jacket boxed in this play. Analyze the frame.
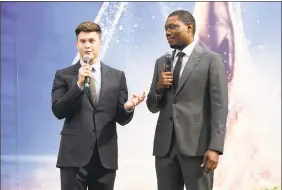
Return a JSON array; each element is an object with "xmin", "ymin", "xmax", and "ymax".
[{"xmin": 51, "ymin": 61, "xmax": 133, "ymax": 170}]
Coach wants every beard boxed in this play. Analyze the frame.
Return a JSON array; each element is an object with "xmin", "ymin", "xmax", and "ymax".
[{"xmin": 169, "ymin": 43, "xmax": 187, "ymax": 51}]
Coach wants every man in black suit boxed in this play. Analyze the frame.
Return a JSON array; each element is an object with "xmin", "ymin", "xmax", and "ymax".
[
  {"xmin": 51, "ymin": 21, "xmax": 145, "ymax": 190},
  {"xmin": 146, "ymin": 10, "xmax": 228, "ymax": 190}
]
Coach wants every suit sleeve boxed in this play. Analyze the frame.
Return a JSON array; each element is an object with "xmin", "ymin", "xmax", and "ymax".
[
  {"xmin": 51, "ymin": 70, "xmax": 84, "ymax": 119},
  {"xmin": 208, "ymin": 54, "xmax": 229, "ymax": 155},
  {"xmin": 146, "ymin": 59, "xmax": 165, "ymax": 113},
  {"xmin": 116, "ymin": 71, "xmax": 134, "ymax": 126}
]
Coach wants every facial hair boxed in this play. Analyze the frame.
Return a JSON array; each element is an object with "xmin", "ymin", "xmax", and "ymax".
[{"xmin": 169, "ymin": 43, "xmax": 186, "ymax": 51}]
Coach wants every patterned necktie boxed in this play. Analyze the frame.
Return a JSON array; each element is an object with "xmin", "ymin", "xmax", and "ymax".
[
  {"xmin": 173, "ymin": 51, "xmax": 185, "ymax": 92},
  {"xmin": 89, "ymin": 68, "xmax": 97, "ymax": 105}
]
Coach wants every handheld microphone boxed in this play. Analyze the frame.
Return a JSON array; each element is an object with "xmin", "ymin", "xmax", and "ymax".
[
  {"xmin": 164, "ymin": 51, "xmax": 173, "ymax": 72},
  {"xmin": 163, "ymin": 51, "xmax": 173, "ymax": 91},
  {"xmin": 83, "ymin": 55, "xmax": 91, "ymax": 88}
]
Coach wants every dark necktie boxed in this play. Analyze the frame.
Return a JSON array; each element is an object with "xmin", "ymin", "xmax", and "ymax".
[
  {"xmin": 173, "ymin": 51, "xmax": 185, "ymax": 92},
  {"xmin": 89, "ymin": 68, "xmax": 97, "ymax": 105}
]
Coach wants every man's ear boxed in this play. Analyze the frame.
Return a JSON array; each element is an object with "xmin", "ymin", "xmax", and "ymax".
[{"xmin": 186, "ymin": 23, "xmax": 193, "ymax": 33}]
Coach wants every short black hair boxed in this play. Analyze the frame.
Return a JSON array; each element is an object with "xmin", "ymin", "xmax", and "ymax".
[{"xmin": 168, "ymin": 10, "xmax": 196, "ymax": 35}]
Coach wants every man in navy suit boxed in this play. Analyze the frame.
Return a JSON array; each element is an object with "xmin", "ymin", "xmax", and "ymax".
[{"xmin": 51, "ymin": 21, "xmax": 145, "ymax": 190}]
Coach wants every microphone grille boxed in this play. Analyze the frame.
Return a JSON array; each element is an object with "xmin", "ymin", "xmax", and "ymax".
[
  {"xmin": 165, "ymin": 51, "xmax": 172, "ymax": 59},
  {"xmin": 83, "ymin": 55, "xmax": 91, "ymax": 61}
]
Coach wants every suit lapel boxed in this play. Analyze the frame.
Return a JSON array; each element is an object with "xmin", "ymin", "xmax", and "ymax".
[
  {"xmin": 175, "ymin": 43, "xmax": 204, "ymax": 97},
  {"xmin": 95, "ymin": 62, "xmax": 110, "ymax": 108},
  {"xmin": 71, "ymin": 61, "xmax": 80, "ymax": 85},
  {"xmin": 72, "ymin": 60, "xmax": 96, "ymax": 109},
  {"xmin": 72, "ymin": 61, "xmax": 111, "ymax": 109},
  {"xmin": 168, "ymin": 50, "xmax": 177, "ymax": 96}
]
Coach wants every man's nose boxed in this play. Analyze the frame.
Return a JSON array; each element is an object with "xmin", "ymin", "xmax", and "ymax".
[
  {"xmin": 85, "ymin": 41, "xmax": 92, "ymax": 47},
  {"xmin": 84, "ymin": 43, "xmax": 90, "ymax": 49},
  {"xmin": 166, "ymin": 30, "xmax": 171, "ymax": 37}
]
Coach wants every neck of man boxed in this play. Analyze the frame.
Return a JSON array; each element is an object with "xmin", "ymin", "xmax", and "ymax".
[
  {"xmin": 89, "ymin": 56, "xmax": 99, "ymax": 65},
  {"xmin": 179, "ymin": 38, "xmax": 194, "ymax": 50},
  {"xmin": 89, "ymin": 59, "xmax": 96, "ymax": 65}
]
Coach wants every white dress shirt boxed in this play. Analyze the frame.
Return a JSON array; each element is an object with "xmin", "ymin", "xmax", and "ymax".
[
  {"xmin": 172, "ymin": 40, "xmax": 197, "ymax": 80},
  {"xmin": 78, "ymin": 58, "xmax": 101, "ymax": 101}
]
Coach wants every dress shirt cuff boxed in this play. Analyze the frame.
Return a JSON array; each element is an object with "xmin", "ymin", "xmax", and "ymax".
[
  {"xmin": 77, "ymin": 82, "xmax": 84, "ymax": 91},
  {"xmin": 209, "ymin": 149, "xmax": 221, "ymax": 155},
  {"xmin": 155, "ymin": 86, "xmax": 164, "ymax": 99},
  {"xmin": 125, "ymin": 107, "xmax": 134, "ymax": 113}
]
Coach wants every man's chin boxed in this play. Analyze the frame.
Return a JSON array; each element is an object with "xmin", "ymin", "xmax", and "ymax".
[
  {"xmin": 169, "ymin": 44, "xmax": 177, "ymax": 49},
  {"xmin": 169, "ymin": 44, "xmax": 183, "ymax": 50}
]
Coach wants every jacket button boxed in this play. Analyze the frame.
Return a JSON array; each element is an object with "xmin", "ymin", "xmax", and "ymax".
[{"xmin": 169, "ymin": 117, "xmax": 173, "ymax": 121}]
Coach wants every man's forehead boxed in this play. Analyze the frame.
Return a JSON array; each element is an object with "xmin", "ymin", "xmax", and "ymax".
[
  {"xmin": 166, "ymin": 15, "xmax": 180, "ymax": 23},
  {"xmin": 78, "ymin": 32, "xmax": 100, "ymax": 39}
]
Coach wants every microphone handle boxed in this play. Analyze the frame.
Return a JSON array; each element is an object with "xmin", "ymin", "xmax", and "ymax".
[
  {"xmin": 165, "ymin": 63, "xmax": 172, "ymax": 72},
  {"xmin": 165, "ymin": 58, "xmax": 173, "ymax": 91},
  {"xmin": 85, "ymin": 76, "xmax": 90, "ymax": 88},
  {"xmin": 83, "ymin": 59, "xmax": 91, "ymax": 88},
  {"xmin": 165, "ymin": 54, "xmax": 174, "ymax": 72}
]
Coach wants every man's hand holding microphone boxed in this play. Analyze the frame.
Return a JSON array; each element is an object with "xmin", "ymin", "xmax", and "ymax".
[
  {"xmin": 77, "ymin": 64, "xmax": 93, "ymax": 87},
  {"xmin": 156, "ymin": 52, "xmax": 174, "ymax": 91}
]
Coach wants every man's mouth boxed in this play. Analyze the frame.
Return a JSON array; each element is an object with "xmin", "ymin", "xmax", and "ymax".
[{"xmin": 167, "ymin": 37, "xmax": 174, "ymax": 42}]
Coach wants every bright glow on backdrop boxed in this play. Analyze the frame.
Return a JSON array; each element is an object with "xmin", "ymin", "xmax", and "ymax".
[{"xmin": 1, "ymin": 2, "xmax": 281, "ymax": 190}]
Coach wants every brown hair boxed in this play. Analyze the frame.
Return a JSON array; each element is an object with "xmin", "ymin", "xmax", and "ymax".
[{"xmin": 75, "ymin": 21, "xmax": 102, "ymax": 38}]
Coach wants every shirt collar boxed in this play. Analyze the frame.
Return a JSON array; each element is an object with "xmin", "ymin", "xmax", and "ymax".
[{"xmin": 174, "ymin": 41, "xmax": 197, "ymax": 57}]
